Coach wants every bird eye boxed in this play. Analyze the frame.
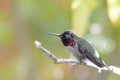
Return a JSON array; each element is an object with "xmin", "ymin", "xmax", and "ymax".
[
  {"xmin": 69, "ymin": 32, "xmax": 73, "ymax": 38},
  {"xmin": 71, "ymin": 35, "xmax": 73, "ymax": 38}
]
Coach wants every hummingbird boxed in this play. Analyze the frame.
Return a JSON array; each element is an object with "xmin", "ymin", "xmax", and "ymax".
[{"xmin": 47, "ymin": 30, "xmax": 109, "ymax": 70}]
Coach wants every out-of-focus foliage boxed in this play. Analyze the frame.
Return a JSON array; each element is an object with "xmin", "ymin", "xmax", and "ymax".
[
  {"xmin": 107, "ymin": 0, "xmax": 120, "ymax": 27},
  {"xmin": 0, "ymin": 0, "xmax": 120, "ymax": 80}
]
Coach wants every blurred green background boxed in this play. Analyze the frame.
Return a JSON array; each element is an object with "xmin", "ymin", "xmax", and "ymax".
[{"xmin": 0, "ymin": 0, "xmax": 120, "ymax": 80}]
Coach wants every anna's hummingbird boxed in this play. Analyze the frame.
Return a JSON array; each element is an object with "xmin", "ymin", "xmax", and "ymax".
[{"xmin": 47, "ymin": 30, "xmax": 108, "ymax": 69}]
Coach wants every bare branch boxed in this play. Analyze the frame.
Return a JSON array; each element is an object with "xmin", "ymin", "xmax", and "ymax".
[
  {"xmin": 35, "ymin": 41, "xmax": 80, "ymax": 64},
  {"xmin": 35, "ymin": 40, "xmax": 120, "ymax": 75}
]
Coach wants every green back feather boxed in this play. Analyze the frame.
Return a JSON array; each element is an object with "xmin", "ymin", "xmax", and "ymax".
[{"xmin": 73, "ymin": 34, "xmax": 105, "ymax": 64}]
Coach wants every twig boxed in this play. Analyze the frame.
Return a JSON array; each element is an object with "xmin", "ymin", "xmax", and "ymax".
[
  {"xmin": 35, "ymin": 40, "xmax": 120, "ymax": 75},
  {"xmin": 35, "ymin": 41, "xmax": 80, "ymax": 64}
]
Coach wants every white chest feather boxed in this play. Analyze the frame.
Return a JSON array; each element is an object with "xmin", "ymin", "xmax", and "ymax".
[{"xmin": 67, "ymin": 44, "xmax": 82, "ymax": 59}]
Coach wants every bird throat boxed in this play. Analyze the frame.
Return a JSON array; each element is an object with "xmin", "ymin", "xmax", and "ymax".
[
  {"xmin": 69, "ymin": 39, "xmax": 76, "ymax": 47},
  {"xmin": 61, "ymin": 38, "xmax": 76, "ymax": 47}
]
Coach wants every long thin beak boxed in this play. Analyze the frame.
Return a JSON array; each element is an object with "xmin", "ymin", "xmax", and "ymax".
[{"xmin": 47, "ymin": 32, "xmax": 60, "ymax": 37}]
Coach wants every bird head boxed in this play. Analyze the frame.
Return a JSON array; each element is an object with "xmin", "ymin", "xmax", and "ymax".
[{"xmin": 47, "ymin": 30, "xmax": 76, "ymax": 46}]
